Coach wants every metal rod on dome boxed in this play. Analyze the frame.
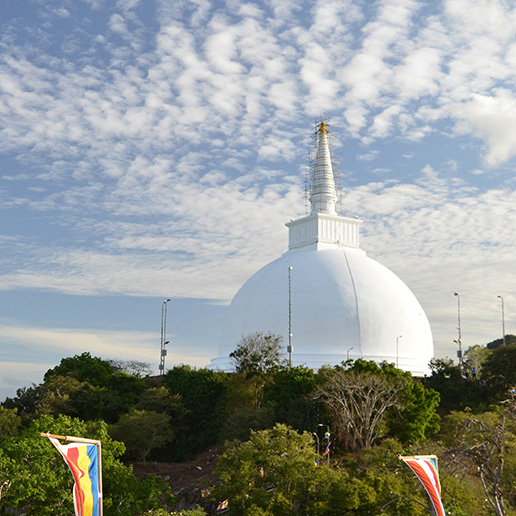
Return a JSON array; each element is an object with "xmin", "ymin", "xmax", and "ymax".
[
  {"xmin": 498, "ymin": 295, "xmax": 506, "ymax": 346},
  {"xmin": 454, "ymin": 292, "xmax": 463, "ymax": 376},
  {"xmin": 159, "ymin": 299, "xmax": 171, "ymax": 375},
  {"xmin": 288, "ymin": 266, "xmax": 293, "ymax": 367}
]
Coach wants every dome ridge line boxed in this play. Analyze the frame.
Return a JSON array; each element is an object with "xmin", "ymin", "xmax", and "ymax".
[{"xmin": 342, "ymin": 248, "xmax": 362, "ymax": 356}]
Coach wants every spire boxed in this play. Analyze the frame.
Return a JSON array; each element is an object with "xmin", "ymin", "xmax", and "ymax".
[{"xmin": 310, "ymin": 121, "xmax": 338, "ymax": 215}]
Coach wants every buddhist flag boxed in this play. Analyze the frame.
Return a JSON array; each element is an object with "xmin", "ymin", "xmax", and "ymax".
[
  {"xmin": 400, "ymin": 455, "xmax": 445, "ymax": 516},
  {"xmin": 216, "ymin": 499, "xmax": 229, "ymax": 512},
  {"xmin": 45, "ymin": 434, "xmax": 102, "ymax": 516}
]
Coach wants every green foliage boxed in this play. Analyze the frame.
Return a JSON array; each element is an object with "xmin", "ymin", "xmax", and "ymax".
[
  {"xmin": 482, "ymin": 343, "xmax": 516, "ymax": 400},
  {"xmin": 487, "ymin": 334, "xmax": 516, "ymax": 351},
  {"xmin": 439, "ymin": 406, "xmax": 516, "ymax": 516},
  {"xmin": 110, "ymin": 409, "xmax": 175, "ymax": 462},
  {"xmin": 264, "ymin": 366, "xmax": 317, "ymax": 406},
  {"xmin": 229, "ymin": 332, "xmax": 286, "ymax": 376},
  {"xmin": 387, "ymin": 381, "xmax": 441, "ymax": 443},
  {"xmin": 163, "ymin": 366, "xmax": 227, "ymax": 460},
  {"xmin": 317, "ymin": 361, "xmax": 409, "ymax": 450},
  {"xmin": 4, "ymin": 354, "xmax": 147, "ymax": 424},
  {"xmin": 0, "ymin": 414, "xmax": 172, "ymax": 516},
  {"xmin": 136, "ymin": 387, "xmax": 185, "ymax": 417},
  {"xmin": 464, "ymin": 344, "xmax": 492, "ymax": 378},
  {"xmin": 44, "ymin": 352, "xmax": 117, "ymax": 386},
  {"xmin": 214, "ymin": 423, "xmax": 474, "ymax": 515},
  {"xmin": 142, "ymin": 510, "xmax": 207, "ymax": 516},
  {"xmin": 424, "ymin": 358, "xmax": 489, "ymax": 412},
  {"xmin": 0, "ymin": 407, "xmax": 22, "ymax": 439},
  {"xmin": 263, "ymin": 366, "xmax": 322, "ymax": 432}
]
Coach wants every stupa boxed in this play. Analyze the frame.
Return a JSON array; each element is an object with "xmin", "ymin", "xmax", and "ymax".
[{"xmin": 210, "ymin": 122, "xmax": 433, "ymax": 376}]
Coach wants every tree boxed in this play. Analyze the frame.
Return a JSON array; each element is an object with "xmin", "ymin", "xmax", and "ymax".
[
  {"xmin": 214, "ymin": 423, "xmax": 376, "ymax": 516},
  {"xmin": 463, "ymin": 345, "xmax": 492, "ymax": 378},
  {"xmin": 230, "ymin": 332, "xmax": 286, "ymax": 375},
  {"xmin": 387, "ymin": 380, "xmax": 440, "ymax": 443},
  {"xmin": 109, "ymin": 360, "xmax": 152, "ymax": 378},
  {"xmin": 487, "ymin": 335, "xmax": 516, "ymax": 351},
  {"xmin": 0, "ymin": 407, "xmax": 22, "ymax": 439},
  {"xmin": 315, "ymin": 362, "xmax": 409, "ymax": 451},
  {"xmin": 163, "ymin": 366, "xmax": 227, "ymax": 460},
  {"xmin": 263, "ymin": 366, "xmax": 321, "ymax": 432},
  {"xmin": 136, "ymin": 386, "xmax": 186, "ymax": 418},
  {"xmin": 0, "ymin": 414, "xmax": 172, "ymax": 516},
  {"xmin": 229, "ymin": 333, "xmax": 286, "ymax": 410},
  {"xmin": 5, "ymin": 355, "xmax": 146, "ymax": 424},
  {"xmin": 441, "ymin": 402, "xmax": 516, "ymax": 516},
  {"xmin": 424, "ymin": 358, "xmax": 489, "ymax": 413},
  {"xmin": 482, "ymin": 343, "xmax": 516, "ymax": 400},
  {"xmin": 44, "ymin": 352, "xmax": 116, "ymax": 386},
  {"xmin": 110, "ymin": 409, "xmax": 175, "ymax": 462}
]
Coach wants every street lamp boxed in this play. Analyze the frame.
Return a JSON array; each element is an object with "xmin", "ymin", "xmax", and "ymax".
[
  {"xmin": 498, "ymin": 295, "xmax": 506, "ymax": 346},
  {"xmin": 288, "ymin": 266, "xmax": 293, "ymax": 367},
  {"xmin": 313, "ymin": 432, "xmax": 320, "ymax": 455},
  {"xmin": 454, "ymin": 292, "xmax": 463, "ymax": 375},
  {"xmin": 159, "ymin": 299, "xmax": 171, "ymax": 375},
  {"xmin": 317, "ymin": 423, "xmax": 331, "ymax": 462},
  {"xmin": 346, "ymin": 347, "xmax": 354, "ymax": 361}
]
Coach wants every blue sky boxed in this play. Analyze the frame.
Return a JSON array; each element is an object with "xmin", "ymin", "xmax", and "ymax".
[{"xmin": 2, "ymin": 0, "xmax": 516, "ymax": 400}]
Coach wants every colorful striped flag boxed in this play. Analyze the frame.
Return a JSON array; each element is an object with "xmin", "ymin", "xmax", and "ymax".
[
  {"xmin": 259, "ymin": 466, "xmax": 264, "ymax": 478},
  {"xmin": 48, "ymin": 436, "xmax": 101, "ymax": 516},
  {"xmin": 216, "ymin": 499, "xmax": 229, "ymax": 512},
  {"xmin": 400, "ymin": 455, "xmax": 445, "ymax": 516},
  {"xmin": 323, "ymin": 442, "xmax": 331, "ymax": 455}
]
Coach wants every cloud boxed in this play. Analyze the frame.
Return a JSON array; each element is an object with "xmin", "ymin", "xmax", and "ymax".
[
  {"xmin": 2, "ymin": 0, "xmax": 516, "ymax": 381},
  {"xmin": 0, "ymin": 322, "xmax": 212, "ymax": 399}
]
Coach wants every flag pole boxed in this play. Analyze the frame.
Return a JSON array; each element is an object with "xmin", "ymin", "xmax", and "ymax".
[
  {"xmin": 41, "ymin": 433, "xmax": 104, "ymax": 516},
  {"xmin": 97, "ymin": 439, "xmax": 103, "ymax": 516}
]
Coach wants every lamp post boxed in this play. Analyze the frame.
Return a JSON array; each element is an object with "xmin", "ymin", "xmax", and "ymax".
[
  {"xmin": 396, "ymin": 335, "xmax": 402, "ymax": 369},
  {"xmin": 346, "ymin": 347, "xmax": 354, "ymax": 361},
  {"xmin": 159, "ymin": 299, "xmax": 171, "ymax": 375},
  {"xmin": 454, "ymin": 292, "xmax": 463, "ymax": 375},
  {"xmin": 313, "ymin": 432, "xmax": 320, "ymax": 455},
  {"xmin": 288, "ymin": 266, "xmax": 293, "ymax": 367},
  {"xmin": 498, "ymin": 295, "xmax": 506, "ymax": 346},
  {"xmin": 317, "ymin": 423, "xmax": 331, "ymax": 462}
]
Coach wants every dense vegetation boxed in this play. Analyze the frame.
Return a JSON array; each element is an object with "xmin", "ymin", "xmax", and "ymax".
[{"xmin": 2, "ymin": 334, "xmax": 516, "ymax": 515}]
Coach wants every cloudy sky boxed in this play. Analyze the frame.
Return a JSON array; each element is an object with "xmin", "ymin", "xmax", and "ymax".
[{"xmin": 1, "ymin": 0, "xmax": 516, "ymax": 400}]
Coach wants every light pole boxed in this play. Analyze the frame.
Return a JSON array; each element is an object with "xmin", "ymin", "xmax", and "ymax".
[
  {"xmin": 498, "ymin": 295, "xmax": 506, "ymax": 346},
  {"xmin": 313, "ymin": 432, "xmax": 320, "ymax": 455},
  {"xmin": 454, "ymin": 292, "xmax": 463, "ymax": 375},
  {"xmin": 159, "ymin": 299, "xmax": 171, "ymax": 375},
  {"xmin": 346, "ymin": 347, "xmax": 354, "ymax": 361},
  {"xmin": 317, "ymin": 423, "xmax": 331, "ymax": 462},
  {"xmin": 396, "ymin": 335, "xmax": 402, "ymax": 369},
  {"xmin": 288, "ymin": 266, "xmax": 293, "ymax": 367}
]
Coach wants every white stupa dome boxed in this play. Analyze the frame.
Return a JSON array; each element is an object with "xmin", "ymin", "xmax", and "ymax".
[{"xmin": 210, "ymin": 122, "xmax": 433, "ymax": 376}]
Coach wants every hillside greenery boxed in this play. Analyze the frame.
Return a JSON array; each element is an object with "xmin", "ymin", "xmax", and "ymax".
[{"xmin": 2, "ymin": 335, "xmax": 516, "ymax": 515}]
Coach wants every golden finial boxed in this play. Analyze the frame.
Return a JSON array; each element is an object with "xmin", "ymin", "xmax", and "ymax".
[{"xmin": 319, "ymin": 120, "xmax": 327, "ymax": 134}]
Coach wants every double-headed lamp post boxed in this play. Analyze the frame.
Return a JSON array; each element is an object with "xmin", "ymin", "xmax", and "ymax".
[
  {"xmin": 454, "ymin": 292, "xmax": 463, "ymax": 375},
  {"xmin": 159, "ymin": 299, "xmax": 171, "ymax": 375},
  {"xmin": 317, "ymin": 423, "xmax": 331, "ymax": 462},
  {"xmin": 498, "ymin": 295, "xmax": 506, "ymax": 346},
  {"xmin": 288, "ymin": 266, "xmax": 293, "ymax": 367}
]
